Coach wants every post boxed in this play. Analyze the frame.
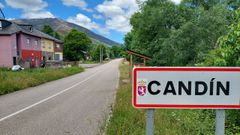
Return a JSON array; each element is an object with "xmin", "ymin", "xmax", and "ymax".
[
  {"xmin": 100, "ymin": 47, "xmax": 102, "ymax": 64},
  {"xmin": 215, "ymin": 109, "xmax": 225, "ymax": 135},
  {"xmin": 129, "ymin": 54, "xmax": 132, "ymax": 79},
  {"xmin": 99, "ymin": 47, "xmax": 101, "ymax": 63},
  {"xmin": 146, "ymin": 109, "xmax": 154, "ymax": 135}
]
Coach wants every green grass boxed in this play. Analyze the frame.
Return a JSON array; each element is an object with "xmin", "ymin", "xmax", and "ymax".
[
  {"xmin": 81, "ymin": 60, "xmax": 99, "ymax": 64},
  {"xmin": 0, "ymin": 67, "xmax": 84, "ymax": 95},
  {"xmin": 106, "ymin": 62, "xmax": 240, "ymax": 135}
]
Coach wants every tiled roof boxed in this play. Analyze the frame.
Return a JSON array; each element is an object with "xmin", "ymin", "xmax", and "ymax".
[{"xmin": 0, "ymin": 19, "xmax": 62, "ymax": 43}]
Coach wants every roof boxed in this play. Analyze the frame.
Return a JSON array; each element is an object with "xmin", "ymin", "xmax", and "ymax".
[
  {"xmin": 0, "ymin": 19, "xmax": 62, "ymax": 43},
  {"xmin": 126, "ymin": 49, "xmax": 152, "ymax": 60}
]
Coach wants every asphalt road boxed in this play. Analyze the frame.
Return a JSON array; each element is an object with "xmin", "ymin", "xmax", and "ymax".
[{"xmin": 0, "ymin": 59, "xmax": 122, "ymax": 135}]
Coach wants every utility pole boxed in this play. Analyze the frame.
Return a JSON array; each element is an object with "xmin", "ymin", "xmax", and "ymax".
[{"xmin": 99, "ymin": 46, "xmax": 102, "ymax": 63}]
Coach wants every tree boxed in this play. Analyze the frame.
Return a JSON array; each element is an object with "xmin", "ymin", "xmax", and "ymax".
[
  {"xmin": 54, "ymin": 32, "xmax": 61, "ymax": 40},
  {"xmin": 42, "ymin": 25, "xmax": 62, "ymax": 40},
  {"xmin": 63, "ymin": 29, "xmax": 92, "ymax": 61},
  {"xmin": 201, "ymin": 8, "xmax": 240, "ymax": 66},
  {"xmin": 92, "ymin": 44, "xmax": 107, "ymax": 62},
  {"xmin": 126, "ymin": 0, "xmax": 232, "ymax": 66},
  {"xmin": 110, "ymin": 45, "xmax": 121, "ymax": 58},
  {"xmin": 42, "ymin": 25, "xmax": 54, "ymax": 37}
]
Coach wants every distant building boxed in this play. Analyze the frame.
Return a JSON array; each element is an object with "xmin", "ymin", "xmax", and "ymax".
[{"xmin": 0, "ymin": 19, "xmax": 63, "ymax": 68}]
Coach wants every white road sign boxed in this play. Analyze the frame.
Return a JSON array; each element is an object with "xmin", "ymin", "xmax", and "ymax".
[{"xmin": 133, "ymin": 67, "xmax": 240, "ymax": 109}]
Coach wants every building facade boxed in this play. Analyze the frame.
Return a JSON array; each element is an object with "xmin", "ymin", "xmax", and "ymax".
[{"xmin": 0, "ymin": 19, "xmax": 63, "ymax": 68}]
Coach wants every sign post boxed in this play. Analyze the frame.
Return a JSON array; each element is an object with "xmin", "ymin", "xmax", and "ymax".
[
  {"xmin": 133, "ymin": 67, "xmax": 240, "ymax": 134},
  {"xmin": 146, "ymin": 109, "xmax": 154, "ymax": 135},
  {"xmin": 215, "ymin": 109, "xmax": 225, "ymax": 135}
]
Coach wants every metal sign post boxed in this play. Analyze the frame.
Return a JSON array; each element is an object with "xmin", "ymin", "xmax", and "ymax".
[
  {"xmin": 215, "ymin": 109, "xmax": 225, "ymax": 135},
  {"xmin": 146, "ymin": 109, "xmax": 154, "ymax": 135}
]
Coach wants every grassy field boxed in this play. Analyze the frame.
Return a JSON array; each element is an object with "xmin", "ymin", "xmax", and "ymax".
[
  {"xmin": 0, "ymin": 67, "xmax": 84, "ymax": 95},
  {"xmin": 106, "ymin": 62, "xmax": 240, "ymax": 135}
]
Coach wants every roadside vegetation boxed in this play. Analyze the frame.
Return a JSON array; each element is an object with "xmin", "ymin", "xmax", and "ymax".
[
  {"xmin": 111, "ymin": 0, "xmax": 240, "ymax": 134},
  {"xmin": 106, "ymin": 62, "xmax": 240, "ymax": 135},
  {"xmin": 0, "ymin": 67, "xmax": 83, "ymax": 95}
]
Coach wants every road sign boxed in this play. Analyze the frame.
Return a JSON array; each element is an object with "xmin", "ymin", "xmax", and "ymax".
[{"xmin": 133, "ymin": 67, "xmax": 240, "ymax": 109}]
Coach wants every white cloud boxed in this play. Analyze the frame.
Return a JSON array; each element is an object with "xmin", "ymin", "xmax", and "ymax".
[
  {"xmin": 93, "ymin": 14, "xmax": 103, "ymax": 19},
  {"xmin": 96, "ymin": 0, "xmax": 142, "ymax": 33},
  {"xmin": 0, "ymin": 3, "xmax": 4, "ymax": 8},
  {"xmin": 22, "ymin": 11, "xmax": 54, "ymax": 19},
  {"xmin": 106, "ymin": 15, "xmax": 131, "ymax": 33},
  {"xmin": 5, "ymin": 0, "xmax": 54, "ymax": 18},
  {"xmin": 61, "ymin": 0, "xmax": 92, "ymax": 12},
  {"xmin": 67, "ymin": 13, "xmax": 110, "ymax": 35},
  {"xmin": 6, "ymin": 0, "xmax": 47, "ymax": 11},
  {"xmin": 67, "ymin": 13, "xmax": 98, "ymax": 30},
  {"xmin": 95, "ymin": 0, "xmax": 181, "ymax": 34}
]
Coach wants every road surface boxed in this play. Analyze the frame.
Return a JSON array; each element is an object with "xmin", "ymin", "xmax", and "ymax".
[{"xmin": 0, "ymin": 59, "xmax": 122, "ymax": 135}]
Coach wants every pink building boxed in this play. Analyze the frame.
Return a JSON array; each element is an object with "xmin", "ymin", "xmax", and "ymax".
[{"xmin": 0, "ymin": 19, "xmax": 63, "ymax": 68}]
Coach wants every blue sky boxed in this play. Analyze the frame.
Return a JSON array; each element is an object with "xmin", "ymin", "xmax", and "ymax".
[{"xmin": 0, "ymin": 0, "xmax": 181, "ymax": 44}]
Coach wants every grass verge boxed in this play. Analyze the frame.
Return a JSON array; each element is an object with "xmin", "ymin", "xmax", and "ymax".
[
  {"xmin": 106, "ymin": 62, "xmax": 240, "ymax": 135},
  {"xmin": 0, "ymin": 67, "xmax": 84, "ymax": 95}
]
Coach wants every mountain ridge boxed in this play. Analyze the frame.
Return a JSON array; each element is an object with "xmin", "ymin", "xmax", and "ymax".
[{"xmin": 14, "ymin": 18, "xmax": 120, "ymax": 46}]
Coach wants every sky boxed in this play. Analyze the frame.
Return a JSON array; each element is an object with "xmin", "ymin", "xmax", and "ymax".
[{"xmin": 0, "ymin": 0, "xmax": 181, "ymax": 44}]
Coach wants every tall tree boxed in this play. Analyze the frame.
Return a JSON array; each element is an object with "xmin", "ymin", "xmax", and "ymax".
[
  {"xmin": 201, "ymin": 8, "xmax": 240, "ymax": 66},
  {"xmin": 42, "ymin": 25, "xmax": 54, "ymax": 37},
  {"xmin": 63, "ymin": 29, "xmax": 92, "ymax": 61},
  {"xmin": 126, "ymin": 0, "xmax": 232, "ymax": 66},
  {"xmin": 92, "ymin": 44, "xmax": 107, "ymax": 62},
  {"xmin": 110, "ymin": 45, "xmax": 121, "ymax": 58}
]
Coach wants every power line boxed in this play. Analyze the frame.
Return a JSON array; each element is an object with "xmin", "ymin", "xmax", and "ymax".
[{"xmin": 0, "ymin": 8, "xmax": 5, "ymax": 19}]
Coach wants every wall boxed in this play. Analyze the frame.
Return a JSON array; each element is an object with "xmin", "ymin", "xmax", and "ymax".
[
  {"xmin": 21, "ymin": 50, "xmax": 42, "ymax": 68},
  {"xmin": 54, "ymin": 52, "xmax": 63, "ymax": 61},
  {"xmin": 0, "ymin": 36, "xmax": 12, "ymax": 67},
  {"xmin": 41, "ymin": 38, "xmax": 54, "ymax": 52},
  {"xmin": 19, "ymin": 33, "xmax": 41, "ymax": 51},
  {"xmin": 54, "ymin": 42, "xmax": 63, "ymax": 52}
]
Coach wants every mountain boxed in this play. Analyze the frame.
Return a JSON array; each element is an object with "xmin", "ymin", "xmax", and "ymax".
[{"xmin": 14, "ymin": 18, "xmax": 120, "ymax": 46}]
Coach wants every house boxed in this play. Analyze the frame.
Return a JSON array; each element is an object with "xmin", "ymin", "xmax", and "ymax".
[
  {"xmin": 54, "ymin": 41, "xmax": 63, "ymax": 61},
  {"xmin": 0, "ymin": 19, "xmax": 63, "ymax": 68}
]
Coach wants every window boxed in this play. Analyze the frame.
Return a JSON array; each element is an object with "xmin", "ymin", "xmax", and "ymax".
[
  {"xmin": 35, "ymin": 40, "xmax": 38, "ymax": 46},
  {"xmin": 27, "ymin": 38, "xmax": 30, "ymax": 45},
  {"xmin": 56, "ymin": 44, "xmax": 60, "ymax": 48},
  {"xmin": 48, "ymin": 45, "xmax": 51, "ymax": 49}
]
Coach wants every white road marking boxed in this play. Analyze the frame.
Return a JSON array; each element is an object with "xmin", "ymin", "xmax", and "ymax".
[{"xmin": 0, "ymin": 70, "xmax": 101, "ymax": 122}]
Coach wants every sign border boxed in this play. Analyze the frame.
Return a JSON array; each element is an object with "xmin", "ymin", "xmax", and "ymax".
[{"xmin": 133, "ymin": 67, "xmax": 240, "ymax": 109}]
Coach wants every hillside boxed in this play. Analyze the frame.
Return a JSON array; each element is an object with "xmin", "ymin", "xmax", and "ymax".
[{"xmin": 14, "ymin": 18, "xmax": 120, "ymax": 46}]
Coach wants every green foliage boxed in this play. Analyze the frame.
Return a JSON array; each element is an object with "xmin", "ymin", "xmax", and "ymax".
[
  {"xmin": 63, "ymin": 29, "xmax": 92, "ymax": 61},
  {"xmin": 202, "ymin": 8, "xmax": 240, "ymax": 66},
  {"xmin": 110, "ymin": 45, "xmax": 121, "ymax": 58},
  {"xmin": 91, "ymin": 44, "xmax": 107, "ymax": 62},
  {"xmin": 54, "ymin": 31, "xmax": 61, "ymax": 40},
  {"xmin": 42, "ymin": 25, "xmax": 54, "ymax": 36},
  {"xmin": 125, "ymin": 0, "xmax": 232, "ymax": 66},
  {"xmin": 42, "ymin": 25, "xmax": 62, "ymax": 40},
  {"xmin": 0, "ymin": 67, "xmax": 83, "ymax": 95}
]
